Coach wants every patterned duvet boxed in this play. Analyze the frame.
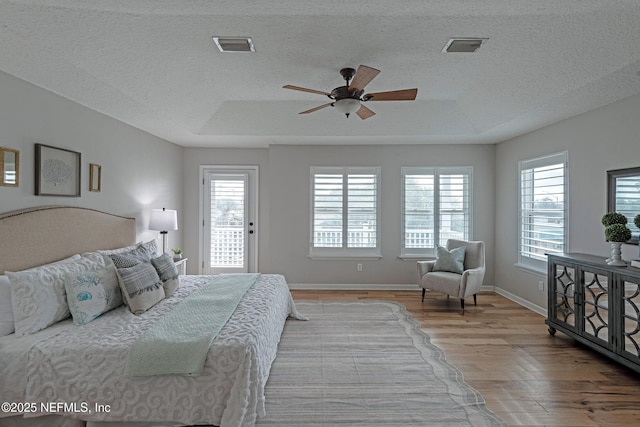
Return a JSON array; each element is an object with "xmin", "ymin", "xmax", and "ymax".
[{"xmin": 0, "ymin": 274, "xmax": 303, "ymax": 427}]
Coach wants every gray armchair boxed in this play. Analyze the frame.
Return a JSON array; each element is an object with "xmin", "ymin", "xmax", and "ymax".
[{"xmin": 417, "ymin": 239, "xmax": 485, "ymax": 313}]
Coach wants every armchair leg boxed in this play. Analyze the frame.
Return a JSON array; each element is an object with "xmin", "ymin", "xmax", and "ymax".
[
  {"xmin": 421, "ymin": 288, "xmax": 426, "ymax": 302},
  {"xmin": 460, "ymin": 298, "xmax": 465, "ymax": 315},
  {"xmin": 473, "ymin": 294, "xmax": 477, "ymax": 306}
]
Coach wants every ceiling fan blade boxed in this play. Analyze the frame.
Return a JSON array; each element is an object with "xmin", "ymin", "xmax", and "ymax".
[
  {"xmin": 365, "ymin": 88, "xmax": 418, "ymax": 101},
  {"xmin": 283, "ymin": 85, "xmax": 330, "ymax": 96},
  {"xmin": 349, "ymin": 65, "xmax": 380, "ymax": 92},
  {"xmin": 299, "ymin": 103, "xmax": 333, "ymax": 114},
  {"xmin": 356, "ymin": 104, "xmax": 376, "ymax": 120}
]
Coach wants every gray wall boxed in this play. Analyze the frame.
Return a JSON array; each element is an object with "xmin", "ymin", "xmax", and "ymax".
[
  {"xmin": 495, "ymin": 93, "xmax": 640, "ymax": 309},
  {"xmin": 0, "ymin": 70, "xmax": 183, "ymax": 246},
  {"xmin": 184, "ymin": 143, "xmax": 496, "ymax": 286}
]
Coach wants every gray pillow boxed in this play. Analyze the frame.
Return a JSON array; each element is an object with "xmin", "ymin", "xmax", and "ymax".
[
  {"xmin": 151, "ymin": 253, "xmax": 180, "ymax": 297},
  {"xmin": 433, "ymin": 245, "xmax": 466, "ymax": 274},
  {"xmin": 115, "ymin": 262, "xmax": 165, "ymax": 315},
  {"xmin": 109, "ymin": 253, "xmax": 141, "ymax": 269},
  {"xmin": 108, "ymin": 242, "xmax": 156, "ymax": 270}
]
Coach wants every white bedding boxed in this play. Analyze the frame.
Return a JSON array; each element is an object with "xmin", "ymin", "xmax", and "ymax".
[{"xmin": 0, "ymin": 274, "xmax": 303, "ymax": 427}]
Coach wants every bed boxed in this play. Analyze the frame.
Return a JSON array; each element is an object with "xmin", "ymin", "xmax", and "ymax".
[{"xmin": 0, "ymin": 206, "xmax": 303, "ymax": 427}]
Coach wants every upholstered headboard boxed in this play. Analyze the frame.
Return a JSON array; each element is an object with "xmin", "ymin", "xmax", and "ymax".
[{"xmin": 0, "ymin": 206, "xmax": 136, "ymax": 272}]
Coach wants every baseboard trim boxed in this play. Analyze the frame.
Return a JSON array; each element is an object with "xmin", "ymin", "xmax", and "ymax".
[
  {"xmin": 289, "ymin": 283, "xmax": 498, "ymax": 293},
  {"xmin": 494, "ymin": 286, "xmax": 547, "ymax": 317},
  {"xmin": 288, "ymin": 283, "xmax": 418, "ymax": 291}
]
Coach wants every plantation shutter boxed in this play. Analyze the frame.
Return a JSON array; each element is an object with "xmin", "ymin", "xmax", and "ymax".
[
  {"xmin": 310, "ymin": 167, "xmax": 381, "ymax": 258},
  {"xmin": 613, "ymin": 176, "xmax": 640, "ymax": 235},
  {"xmin": 403, "ymin": 171, "xmax": 435, "ymax": 250},
  {"xmin": 437, "ymin": 170, "xmax": 471, "ymax": 247},
  {"xmin": 312, "ymin": 173, "xmax": 343, "ymax": 248},
  {"xmin": 347, "ymin": 173, "xmax": 378, "ymax": 248},
  {"xmin": 401, "ymin": 167, "xmax": 471, "ymax": 257},
  {"xmin": 519, "ymin": 152, "xmax": 567, "ymax": 268}
]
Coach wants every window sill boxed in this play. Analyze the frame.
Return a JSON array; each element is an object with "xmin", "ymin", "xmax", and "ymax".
[
  {"xmin": 398, "ymin": 255, "xmax": 436, "ymax": 261},
  {"xmin": 308, "ymin": 255, "xmax": 383, "ymax": 261}
]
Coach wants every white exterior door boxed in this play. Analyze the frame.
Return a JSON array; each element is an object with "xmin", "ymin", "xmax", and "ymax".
[{"xmin": 201, "ymin": 166, "xmax": 258, "ymax": 274}]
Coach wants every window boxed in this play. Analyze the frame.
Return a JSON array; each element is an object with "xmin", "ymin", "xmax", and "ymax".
[
  {"xmin": 310, "ymin": 167, "xmax": 381, "ymax": 258},
  {"xmin": 401, "ymin": 167, "xmax": 472, "ymax": 257},
  {"xmin": 518, "ymin": 152, "xmax": 568, "ymax": 270}
]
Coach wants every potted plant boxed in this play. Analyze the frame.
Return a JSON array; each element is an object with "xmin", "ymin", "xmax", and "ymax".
[
  {"xmin": 602, "ymin": 212, "xmax": 630, "ymax": 266},
  {"xmin": 172, "ymin": 248, "xmax": 183, "ymax": 260},
  {"xmin": 634, "ymin": 213, "xmax": 640, "ymax": 230},
  {"xmin": 601, "ymin": 212, "xmax": 628, "ymax": 227}
]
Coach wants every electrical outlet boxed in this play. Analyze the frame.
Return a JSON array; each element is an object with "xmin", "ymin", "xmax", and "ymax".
[
  {"xmin": 538, "ymin": 280, "xmax": 544, "ymax": 292},
  {"xmin": 357, "ymin": 263, "xmax": 363, "ymax": 272}
]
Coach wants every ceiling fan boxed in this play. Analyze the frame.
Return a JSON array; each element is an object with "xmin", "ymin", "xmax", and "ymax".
[{"xmin": 283, "ymin": 65, "xmax": 418, "ymax": 120}]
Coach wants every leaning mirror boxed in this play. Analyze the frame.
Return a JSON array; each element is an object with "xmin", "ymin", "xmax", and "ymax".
[
  {"xmin": 0, "ymin": 147, "xmax": 19, "ymax": 187},
  {"xmin": 607, "ymin": 166, "xmax": 640, "ymax": 245}
]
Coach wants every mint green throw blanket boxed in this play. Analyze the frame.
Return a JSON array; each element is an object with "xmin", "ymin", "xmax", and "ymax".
[{"xmin": 125, "ymin": 273, "xmax": 260, "ymax": 377}]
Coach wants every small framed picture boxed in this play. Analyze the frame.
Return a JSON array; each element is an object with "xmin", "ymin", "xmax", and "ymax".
[
  {"xmin": 0, "ymin": 146, "xmax": 19, "ymax": 187},
  {"xmin": 89, "ymin": 163, "xmax": 102, "ymax": 192},
  {"xmin": 35, "ymin": 144, "xmax": 81, "ymax": 197}
]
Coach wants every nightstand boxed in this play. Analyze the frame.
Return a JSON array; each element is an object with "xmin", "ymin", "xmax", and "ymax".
[{"xmin": 174, "ymin": 257, "xmax": 188, "ymax": 275}]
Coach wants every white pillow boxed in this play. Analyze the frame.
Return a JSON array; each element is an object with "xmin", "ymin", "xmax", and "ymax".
[
  {"xmin": 1, "ymin": 254, "xmax": 82, "ymax": 337},
  {"xmin": 0, "ymin": 275, "xmax": 14, "ymax": 336},
  {"xmin": 65, "ymin": 265, "xmax": 123, "ymax": 325},
  {"xmin": 95, "ymin": 242, "xmax": 141, "ymax": 256},
  {"xmin": 7, "ymin": 253, "xmax": 106, "ymax": 336},
  {"xmin": 139, "ymin": 239, "xmax": 159, "ymax": 257}
]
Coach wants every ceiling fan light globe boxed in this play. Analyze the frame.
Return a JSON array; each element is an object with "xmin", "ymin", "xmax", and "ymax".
[{"xmin": 334, "ymin": 98, "xmax": 361, "ymax": 117}]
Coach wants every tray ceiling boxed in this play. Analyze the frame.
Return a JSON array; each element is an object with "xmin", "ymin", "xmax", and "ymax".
[{"xmin": 1, "ymin": 0, "xmax": 640, "ymax": 147}]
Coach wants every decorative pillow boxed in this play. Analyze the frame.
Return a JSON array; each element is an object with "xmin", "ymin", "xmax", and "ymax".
[
  {"xmin": 0, "ymin": 275, "xmax": 14, "ymax": 336},
  {"xmin": 123, "ymin": 244, "xmax": 154, "ymax": 263},
  {"xmin": 96, "ymin": 243, "xmax": 140, "ymax": 256},
  {"xmin": 109, "ymin": 254, "xmax": 142, "ymax": 269},
  {"xmin": 139, "ymin": 239, "xmax": 159, "ymax": 257},
  {"xmin": 65, "ymin": 265, "xmax": 123, "ymax": 325},
  {"xmin": 433, "ymin": 245, "xmax": 466, "ymax": 274},
  {"xmin": 7, "ymin": 255, "xmax": 107, "ymax": 336},
  {"xmin": 115, "ymin": 262, "xmax": 165, "ymax": 315},
  {"xmin": 1, "ymin": 253, "xmax": 84, "ymax": 336},
  {"xmin": 151, "ymin": 253, "xmax": 179, "ymax": 297}
]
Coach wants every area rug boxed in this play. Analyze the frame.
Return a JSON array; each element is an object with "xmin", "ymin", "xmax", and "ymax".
[{"xmin": 258, "ymin": 301, "xmax": 507, "ymax": 427}]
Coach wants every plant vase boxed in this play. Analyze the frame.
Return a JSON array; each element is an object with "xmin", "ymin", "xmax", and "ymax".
[{"xmin": 607, "ymin": 242, "xmax": 626, "ymax": 266}]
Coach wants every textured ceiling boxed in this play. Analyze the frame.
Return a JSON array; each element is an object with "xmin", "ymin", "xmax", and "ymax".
[{"xmin": 1, "ymin": 0, "xmax": 640, "ymax": 147}]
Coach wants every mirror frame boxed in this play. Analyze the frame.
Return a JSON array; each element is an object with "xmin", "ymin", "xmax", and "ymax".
[
  {"xmin": 89, "ymin": 163, "xmax": 101, "ymax": 192},
  {"xmin": 0, "ymin": 147, "xmax": 19, "ymax": 187},
  {"xmin": 607, "ymin": 166, "xmax": 640, "ymax": 245}
]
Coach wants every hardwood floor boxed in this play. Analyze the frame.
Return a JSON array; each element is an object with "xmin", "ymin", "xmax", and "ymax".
[{"xmin": 290, "ymin": 289, "xmax": 640, "ymax": 427}]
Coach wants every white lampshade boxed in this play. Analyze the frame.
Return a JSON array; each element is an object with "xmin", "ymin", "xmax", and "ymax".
[
  {"xmin": 149, "ymin": 208, "xmax": 178, "ymax": 232},
  {"xmin": 334, "ymin": 98, "xmax": 361, "ymax": 117}
]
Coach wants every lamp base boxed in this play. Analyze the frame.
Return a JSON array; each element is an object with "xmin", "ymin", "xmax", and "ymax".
[{"xmin": 160, "ymin": 231, "xmax": 168, "ymax": 255}]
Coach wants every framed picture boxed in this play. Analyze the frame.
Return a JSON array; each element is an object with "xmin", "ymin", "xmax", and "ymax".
[
  {"xmin": 35, "ymin": 143, "xmax": 81, "ymax": 197},
  {"xmin": 89, "ymin": 163, "xmax": 102, "ymax": 192}
]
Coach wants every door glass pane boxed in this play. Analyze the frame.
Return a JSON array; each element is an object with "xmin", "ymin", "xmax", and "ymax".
[
  {"xmin": 583, "ymin": 271, "xmax": 609, "ymax": 342},
  {"xmin": 210, "ymin": 178, "xmax": 245, "ymax": 268},
  {"xmin": 623, "ymin": 280, "xmax": 640, "ymax": 358},
  {"xmin": 554, "ymin": 264, "xmax": 576, "ymax": 327}
]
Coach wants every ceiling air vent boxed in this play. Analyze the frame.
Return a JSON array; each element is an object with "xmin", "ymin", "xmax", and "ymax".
[
  {"xmin": 212, "ymin": 37, "xmax": 255, "ymax": 52},
  {"xmin": 441, "ymin": 38, "xmax": 487, "ymax": 53}
]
